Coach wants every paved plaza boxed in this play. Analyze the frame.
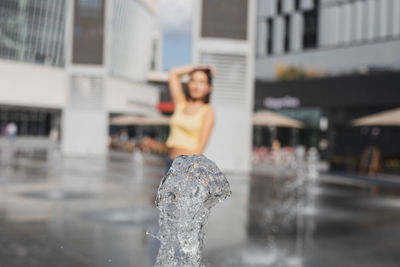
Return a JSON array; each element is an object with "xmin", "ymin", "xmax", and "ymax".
[{"xmin": 1, "ymin": 147, "xmax": 400, "ymax": 267}]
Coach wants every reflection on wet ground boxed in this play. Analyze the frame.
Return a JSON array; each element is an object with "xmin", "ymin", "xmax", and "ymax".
[{"xmin": 1, "ymin": 150, "xmax": 400, "ymax": 267}]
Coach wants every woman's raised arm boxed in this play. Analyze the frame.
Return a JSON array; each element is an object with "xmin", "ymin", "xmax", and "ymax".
[{"xmin": 168, "ymin": 65, "xmax": 193, "ymax": 105}]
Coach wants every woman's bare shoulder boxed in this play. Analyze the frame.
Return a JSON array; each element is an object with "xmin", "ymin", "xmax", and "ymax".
[
  {"xmin": 203, "ymin": 105, "xmax": 215, "ymax": 117},
  {"xmin": 204, "ymin": 104, "xmax": 214, "ymax": 112}
]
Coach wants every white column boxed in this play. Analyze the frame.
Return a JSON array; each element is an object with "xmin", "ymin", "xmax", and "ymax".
[
  {"xmin": 354, "ymin": 1, "xmax": 363, "ymax": 42},
  {"xmin": 393, "ymin": 0, "xmax": 400, "ymax": 36},
  {"xmin": 302, "ymin": 0, "xmax": 313, "ymax": 10},
  {"xmin": 343, "ymin": 3, "xmax": 351, "ymax": 44},
  {"xmin": 361, "ymin": 0, "xmax": 369, "ymax": 40},
  {"xmin": 267, "ymin": 0, "xmax": 277, "ymax": 17},
  {"xmin": 337, "ymin": 4, "xmax": 349, "ymax": 44},
  {"xmin": 192, "ymin": 0, "xmax": 256, "ymax": 173},
  {"xmin": 386, "ymin": 0, "xmax": 394, "ymax": 36},
  {"xmin": 257, "ymin": 20, "xmax": 266, "ymax": 56},
  {"xmin": 273, "ymin": 16, "xmax": 284, "ymax": 54},
  {"xmin": 328, "ymin": 5, "xmax": 340, "ymax": 46},
  {"xmin": 257, "ymin": 0, "xmax": 268, "ymax": 17},
  {"xmin": 61, "ymin": 0, "xmax": 111, "ymax": 157},
  {"xmin": 379, "ymin": 0, "xmax": 388, "ymax": 39},
  {"xmin": 367, "ymin": 0, "xmax": 375, "ymax": 40},
  {"xmin": 283, "ymin": 0, "xmax": 294, "ymax": 13},
  {"xmin": 291, "ymin": 12, "xmax": 302, "ymax": 50}
]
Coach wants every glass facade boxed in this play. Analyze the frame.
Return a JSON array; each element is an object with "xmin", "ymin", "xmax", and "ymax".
[
  {"xmin": 0, "ymin": 0, "xmax": 66, "ymax": 67},
  {"xmin": 0, "ymin": 106, "xmax": 60, "ymax": 136}
]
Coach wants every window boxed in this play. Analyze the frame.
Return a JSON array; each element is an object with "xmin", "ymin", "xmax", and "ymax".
[
  {"xmin": 277, "ymin": 0, "xmax": 282, "ymax": 14},
  {"xmin": 72, "ymin": 0, "xmax": 105, "ymax": 65},
  {"xmin": 266, "ymin": 18, "xmax": 274, "ymax": 55},
  {"xmin": 284, "ymin": 15, "xmax": 291, "ymax": 52},
  {"xmin": 303, "ymin": 10, "xmax": 318, "ymax": 49},
  {"xmin": 313, "ymin": 0, "xmax": 319, "ymax": 9},
  {"xmin": 295, "ymin": 0, "xmax": 301, "ymax": 11},
  {"xmin": 201, "ymin": 0, "xmax": 248, "ymax": 40},
  {"xmin": 0, "ymin": 0, "xmax": 18, "ymax": 10}
]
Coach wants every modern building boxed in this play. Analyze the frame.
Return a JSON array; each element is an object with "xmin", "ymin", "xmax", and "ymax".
[
  {"xmin": 256, "ymin": 0, "xmax": 400, "ymax": 79},
  {"xmin": 255, "ymin": 0, "xmax": 400, "ymax": 174},
  {"xmin": 0, "ymin": 0, "xmax": 66, "ymax": 67},
  {"xmin": 0, "ymin": 0, "xmax": 162, "ymax": 140}
]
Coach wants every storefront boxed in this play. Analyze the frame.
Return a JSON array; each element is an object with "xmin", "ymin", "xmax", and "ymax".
[
  {"xmin": 255, "ymin": 71, "xmax": 400, "ymax": 174},
  {"xmin": 0, "ymin": 106, "xmax": 60, "ymax": 137}
]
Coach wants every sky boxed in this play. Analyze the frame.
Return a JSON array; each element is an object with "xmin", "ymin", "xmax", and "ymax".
[{"xmin": 158, "ymin": 0, "xmax": 193, "ymax": 70}]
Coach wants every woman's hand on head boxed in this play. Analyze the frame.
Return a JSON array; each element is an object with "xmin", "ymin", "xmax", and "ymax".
[
  {"xmin": 196, "ymin": 65, "xmax": 216, "ymax": 77},
  {"xmin": 169, "ymin": 65, "xmax": 216, "ymax": 77}
]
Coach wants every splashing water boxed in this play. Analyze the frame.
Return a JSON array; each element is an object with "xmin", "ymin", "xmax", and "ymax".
[
  {"xmin": 255, "ymin": 146, "xmax": 320, "ymax": 267},
  {"xmin": 154, "ymin": 155, "xmax": 231, "ymax": 267}
]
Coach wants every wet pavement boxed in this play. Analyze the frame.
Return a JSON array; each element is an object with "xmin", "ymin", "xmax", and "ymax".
[{"xmin": 1, "ymin": 148, "xmax": 400, "ymax": 267}]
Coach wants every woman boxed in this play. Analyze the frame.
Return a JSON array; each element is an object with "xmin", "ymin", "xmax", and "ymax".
[{"xmin": 165, "ymin": 65, "xmax": 215, "ymax": 169}]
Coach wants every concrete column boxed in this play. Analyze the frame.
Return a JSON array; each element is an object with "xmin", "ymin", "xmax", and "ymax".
[
  {"xmin": 192, "ymin": 0, "xmax": 256, "ymax": 172},
  {"xmin": 379, "ymin": 0, "xmax": 388, "ymax": 39},
  {"xmin": 257, "ymin": 20, "xmax": 266, "ymax": 56},
  {"xmin": 61, "ymin": 0, "xmax": 111, "ymax": 157},
  {"xmin": 393, "ymin": 0, "xmax": 400, "ymax": 36},
  {"xmin": 274, "ymin": 16, "xmax": 284, "ymax": 54},
  {"xmin": 291, "ymin": 12, "xmax": 303, "ymax": 50},
  {"xmin": 283, "ymin": 0, "xmax": 294, "ymax": 13},
  {"xmin": 354, "ymin": 1, "xmax": 363, "ymax": 43},
  {"xmin": 367, "ymin": 0, "xmax": 376, "ymax": 40},
  {"xmin": 267, "ymin": 0, "xmax": 277, "ymax": 17},
  {"xmin": 302, "ymin": 0, "xmax": 313, "ymax": 10}
]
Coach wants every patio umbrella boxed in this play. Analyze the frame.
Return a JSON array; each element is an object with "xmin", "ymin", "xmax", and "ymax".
[
  {"xmin": 253, "ymin": 110, "xmax": 304, "ymax": 128},
  {"xmin": 110, "ymin": 114, "xmax": 170, "ymax": 126},
  {"xmin": 351, "ymin": 108, "xmax": 400, "ymax": 127}
]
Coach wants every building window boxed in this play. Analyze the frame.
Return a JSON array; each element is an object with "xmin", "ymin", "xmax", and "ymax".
[
  {"xmin": 266, "ymin": 18, "xmax": 274, "ymax": 55},
  {"xmin": 313, "ymin": 0, "xmax": 319, "ymax": 9},
  {"xmin": 201, "ymin": 0, "xmax": 248, "ymax": 40},
  {"xmin": 295, "ymin": 0, "xmax": 301, "ymax": 11},
  {"xmin": 302, "ymin": 10, "xmax": 318, "ymax": 49},
  {"xmin": 284, "ymin": 15, "xmax": 291, "ymax": 52},
  {"xmin": 277, "ymin": 0, "xmax": 282, "ymax": 14}
]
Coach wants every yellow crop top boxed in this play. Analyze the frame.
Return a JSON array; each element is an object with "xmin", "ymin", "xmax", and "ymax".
[{"xmin": 166, "ymin": 101, "xmax": 211, "ymax": 151}]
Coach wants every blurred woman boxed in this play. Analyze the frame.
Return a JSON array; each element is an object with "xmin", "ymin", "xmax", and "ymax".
[{"xmin": 165, "ymin": 65, "xmax": 215, "ymax": 170}]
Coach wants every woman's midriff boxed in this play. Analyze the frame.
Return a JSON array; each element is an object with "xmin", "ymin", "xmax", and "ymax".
[{"xmin": 169, "ymin": 147, "xmax": 198, "ymax": 159}]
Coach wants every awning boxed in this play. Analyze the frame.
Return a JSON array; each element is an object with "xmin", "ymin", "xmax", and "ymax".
[
  {"xmin": 253, "ymin": 110, "xmax": 304, "ymax": 128},
  {"xmin": 351, "ymin": 107, "xmax": 400, "ymax": 127},
  {"xmin": 110, "ymin": 114, "xmax": 170, "ymax": 126},
  {"xmin": 112, "ymin": 111, "xmax": 304, "ymax": 128}
]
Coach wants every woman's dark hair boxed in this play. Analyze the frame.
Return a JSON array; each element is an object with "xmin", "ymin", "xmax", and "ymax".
[{"xmin": 189, "ymin": 68, "xmax": 213, "ymax": 104}]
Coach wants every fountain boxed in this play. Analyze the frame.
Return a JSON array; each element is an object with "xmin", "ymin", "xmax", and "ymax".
[
  {"xmin": 154, "ymin": 155, "xmax": 231, "ymax": 267},
  {"xmin": 245, "ymin": 146, "xmax": 320, "ymax": 267},
  {"xmin": 152, "ymin": 150, "xmax": 319, "ymax": 266}
]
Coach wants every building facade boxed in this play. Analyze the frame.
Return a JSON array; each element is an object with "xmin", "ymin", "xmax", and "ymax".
[
  {"xmin": 256, "ymin": 0, "xmax": 400, "ymax": 79},
  {"xmin": 255, "ymin": 0, "xmax": 400, "ymax": 174},
  {"xmin": 0, "ymin": 0, "xmax": 66, "ymax": 67},
  {"xmin": 0, "ymin": 0, "xmax": 161, "ymax": 138}
]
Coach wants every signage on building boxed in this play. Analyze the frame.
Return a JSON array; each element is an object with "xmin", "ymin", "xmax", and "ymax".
[{"xmin": 263, "ymin": 96, "xmax": 300, "ymax": 109}]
